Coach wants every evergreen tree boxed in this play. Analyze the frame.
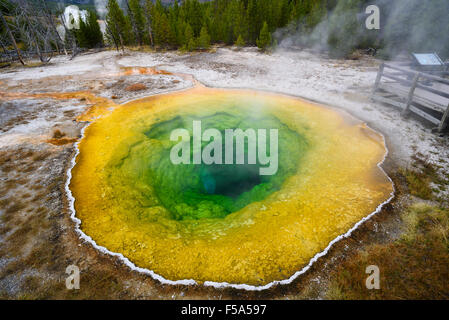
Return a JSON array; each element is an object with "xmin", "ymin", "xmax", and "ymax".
[
  {"xmin": 327, "ymin": 0, "xmax": 361, "ymax": 57},
  {"xmin": 187, "ymin": 37, "xmax": 196, "ymax": 51},
  {"xmin": 168, "ymin": 2, "xmax": 180, "ymax": 46},
  {"xmin": 235, "ymin": 34, "xmax": 245, "ymax": 47},
  {"xmin": 198, "ymin": 25, "xmax": 210, "ymax": 49},
  {"xmin": 155, "ymin": 12, "xmax": 175, "ymax": 47},
  {"xmin": 86, "ymin": 10, "xmax": 104, "ymax": 47},
  {"xmin": 75, "ymin": 15, "xmax": 89, "ymax": 48},
  {"xmin": 247, "ymin": 0, "xmax": 258, "ymax": 43},
  {"xmin": 184, "ymin": 23, "xmax": 194, "ymax": 50},
  {"xmin": 306, "ymin": 0, "xmax": 326, "ymax": 30},
  {"xmin": 175, "ymin": 16, "xmax": 186, "ymax": 47},
  {"xmin": 75, "ymin": 10, "xmax": 103, "ymax": 48},
  {"xmin": 129, "ymin": 0, "xmax": 146, "ymax": 46},
  {"xmin": 233, "ymin": 0, "xmax": 248, "ymax": 41},
  {"xmin": 96, "ymin": 0, "xmax": 448, "ymax": 60},
  {"xmin": 105, "ymin": 0, "xmax": 130, "ymax": 48},
  {"xmin": 185, "ymin": 0, "xmax": 203, "ymax": 37},
  {"xmin": 256, "ymin": 21, "xmax": 271, "ymax": 51},
  {"xmin": 150, "ymin": 0, "xmax": 175, "ymax": 47},
  {"xmin": 144, "ymin": 0, "xmax": 154, "ymax": 46}
]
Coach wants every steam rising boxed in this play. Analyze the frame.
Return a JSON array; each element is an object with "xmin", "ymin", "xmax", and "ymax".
[
  {"xmin": 275, "ymin": 0, "xmax": 449, "ymax": 59},
  {"xmin": 94, "ymin": 0, "xmax": 108, "ymax": 17}
]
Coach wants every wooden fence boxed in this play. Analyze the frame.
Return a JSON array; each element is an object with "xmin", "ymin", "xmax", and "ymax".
[{"xmin": 372, "ymin": 63, "xmax": 449, "ymax": 133}]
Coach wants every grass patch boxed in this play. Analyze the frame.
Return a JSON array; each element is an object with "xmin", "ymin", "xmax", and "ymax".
[
  {"xmin": 1, "ymin": 200, "xmax": 27, "ymax": 224},
  {"xmin": 326, "ymin": 203, "xmax": 449, "ymax": 299},
  {"xmin": 400, "ymin": 156, "xmax": 449, "ymax": 200},
  {"xmin": 126, "ymin": 45, "xmax": 156, "ymax": 53},
  {"xmin": 1, "ymin": 164, "xmax": 13, "ymax": 173},
  {"xmin": 0, "ymin": 153, "xmax": 12, "ymax": 166},
  {"xmin": 22, "ymin": 62, "xmax": 46, "ymax": 68},
  {"xmin": 21, "ymin": 164, "xmax": 36, "ymax": 173},
  {"xmin": 400, "ymin": 168, "xmax": 434, "ymax": 199},
  {"xmin": 0, "ymin": 198, "xmax": 10, "ymax": 208},
  {"xmin": 5, "ymin": 202, "xmax": 26, "ymax": 214}
]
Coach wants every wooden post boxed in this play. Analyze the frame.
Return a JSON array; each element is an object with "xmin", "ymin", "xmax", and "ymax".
[
  {"xmin": 372, "ymin": 63, "xmax": 384, "ymax": 99},
  {"xmin": 402, "ymin": 73, "xmax": 420, "ymax": 115},
  {"xmin": 438, "ymin": 103, "xmax": 449, "ymax": 133}
]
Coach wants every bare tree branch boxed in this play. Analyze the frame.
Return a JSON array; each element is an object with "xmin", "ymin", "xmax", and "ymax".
[{"xmin": 0, "ymin": 9, "xmax": 25, "ymax": 65}]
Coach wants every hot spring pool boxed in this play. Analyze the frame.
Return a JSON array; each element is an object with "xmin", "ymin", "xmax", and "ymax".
[{"xmin": 68, "ymin": 87, "xmax": 393, "ymax": 288}]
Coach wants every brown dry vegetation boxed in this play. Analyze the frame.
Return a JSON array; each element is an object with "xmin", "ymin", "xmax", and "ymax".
[
  {"xmin": 0, "ymin": 146, "xmax": 129, "ymax": 299},
  {"xmin": 324, "ymin": 155, "xmax": 449, "ymax": 300},
  {"xmin": 399, "ymin": 154, "xmax": 449, "ymax": 202},
  {"xmin": 326, "ymin": 203, "xmax": 449, "ymax": 299},
  {"xmin": 46, "ymin": 138, "xmax": 78, "ymax": 146},
  {"xmin": 125, "ymin": 83, "xmax": 148, "ymax": 92}
]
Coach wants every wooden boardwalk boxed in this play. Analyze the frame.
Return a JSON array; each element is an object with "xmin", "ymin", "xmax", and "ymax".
[{"xmin": 372, "ymin": 63, "xmax": 449, "ymax": 133}]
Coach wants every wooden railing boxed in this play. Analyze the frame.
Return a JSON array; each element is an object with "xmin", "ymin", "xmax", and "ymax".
[{"xmin": 372, "ymin": 63, "xmax": 449, "ymax": 133}]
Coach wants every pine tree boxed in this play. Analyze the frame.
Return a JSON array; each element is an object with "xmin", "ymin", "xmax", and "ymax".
[
  {"xmin": 185, "ymin": 0, "xmax": 203, "ymax": 37},
  {"xmin": 278, "ymin": 0, "xmax": 291, "ymax": 28},
  {"xmin": 184, "ymin": 23, "xmax": 194, "ymax": 50},
  {"xmin": 198, "ymin": 25, "xmax": 210, "ymax": 49},
  {"xmin": 306, "ymin": 0, "xmax": 326, "ymax": 30},
  {"xmin": 256, "ymin": 21, "xmax": 271, "ymax": 51},
  {"xmin": 175, "ymin": 17, "xmax": 186, "ymax": 47},
  {"xmin": 247, "ymin": 0, "xmax": 258, "ymax": 43},
  {"xmin": 87, "ymin": 10, "xmax": 104, "ymax": 47},
  {"xmin": 168, "ymin": 3, "xmax": 179, "ymax": 46},
  {"xmin": 294, "ymin": 0, "xmax": 312, "ymax": 21},
  {"xmin": 150, "ymin": 0, "xmax": 175, "ymax": 47},
  {"xmin": 155, "ymin": 12, "xmax": 175, "ymax": 47},
  {"xmin": 98, "ymin": 0, "xmax": 340, "ymax": 51},
  {"xmin": 75, "ymin": 15, "xmax": 88, "ymax": 48},
  {"xmin": 327, "ymin": 0, "xmax": 361, "ymax": 58},
  {"xmin": 129, "ymin": 0, "xmax": 146, "ymax": 46},
  {"xmin": 233, "ymin": 0, "xmax": 248, "ymax": 41},
  {"xmin": 105, "ymin": 0, "xmax": 130, "ymax": 48},
  {"xmin": 144, "ymin": 0, "xmax": 154, "ymax": 46},
  {"xmin": 235, "ymin": 34, "xmax": 245, "ymax": 47},
  {"xmin": 75, "ymin": 10, "xmax": 103, "ymax": 48},
  {"xmin": 187, "ymin": 37, "xmax": 196, "ymax": 51}
]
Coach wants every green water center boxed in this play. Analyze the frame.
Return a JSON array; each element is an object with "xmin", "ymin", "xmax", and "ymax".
[{"xmin": 116, "ymin": 110, "xmax": 308, "ymax": 221}]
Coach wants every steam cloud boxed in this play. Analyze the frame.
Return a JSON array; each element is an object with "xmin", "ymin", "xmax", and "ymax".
[
  {"xmin": 275, "ymin": 0, "xmax": 449, "ymax": 59},
  {"xmin": 94, "ymin": 0, "xmax": 108, "ymax": 18}
]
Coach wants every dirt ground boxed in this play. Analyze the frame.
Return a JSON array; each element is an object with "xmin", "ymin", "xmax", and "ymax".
[{"xmin": 0, "ymin": 47, "xmax": 448, "ymax": 299}]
